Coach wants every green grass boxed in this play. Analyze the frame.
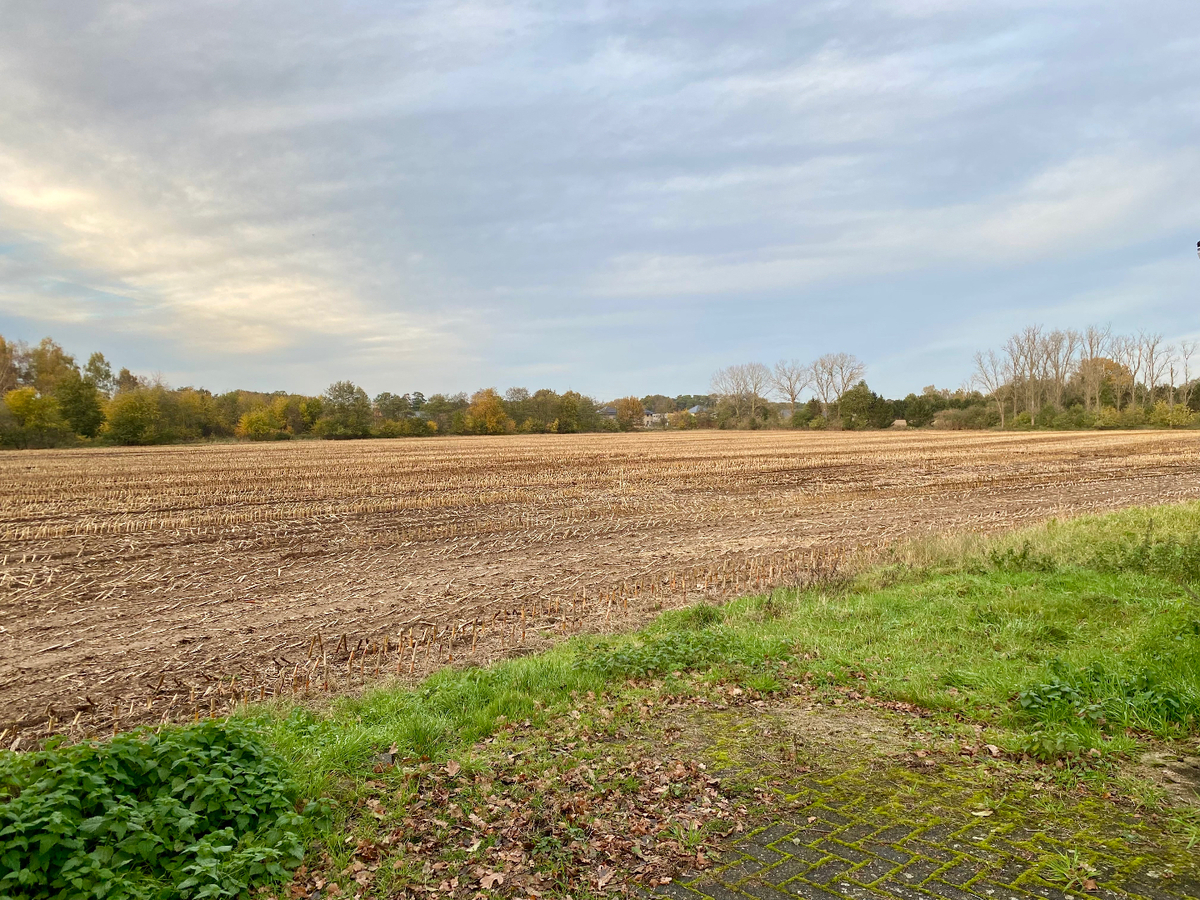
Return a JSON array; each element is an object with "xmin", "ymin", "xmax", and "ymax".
[{"xmin": 4, "ymin": 501, "xmax": 1199, "ymax": 898}]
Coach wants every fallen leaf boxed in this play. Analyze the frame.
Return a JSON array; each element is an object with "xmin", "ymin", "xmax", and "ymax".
[
  {"xmin": 970, "ymin": 809, "xmax": 993, "ymax": 817},
  {"xmin": 479, "ymin": 872, "xmax": 504, "ymax": 889},
  {"xmin": 446, "ymin": 760, "xmax": 462, "ymax": 777},
  {"xmin": 596, "ymin": 866, "xmax": 615, "ymax": 888},
  {"xmin": 1083, "ymin": 879, "xmax": 1098, "ymax": 892}
]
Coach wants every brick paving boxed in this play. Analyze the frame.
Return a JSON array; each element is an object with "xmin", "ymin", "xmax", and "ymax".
[{"xmin": 655, "ymin": 773, "xmax": 1200, "ymax": 900}]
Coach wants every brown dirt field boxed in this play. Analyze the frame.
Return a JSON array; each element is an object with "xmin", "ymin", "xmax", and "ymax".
[{"xmin": 1, "ymin": 429, "xmax": 1198, "ymax": 743}]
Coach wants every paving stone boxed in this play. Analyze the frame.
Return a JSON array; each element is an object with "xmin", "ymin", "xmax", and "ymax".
[
  {"xmin": 862, "ymin": 842, "xmax": 913, "ymax": 865},
  {"xmin": 782, "ymin": 846, "xmax": 829, "ymax": 865},
  {"xmin": 920, "ymin": 826, "xmax": 957, "ymax": 844},
  {"xmin": 840, "ymin": 824, "xmax": 878, "ymax": 843},
  {"xmin": 992, "ymin": 861, "xmax": 1032, "ymax": 884},
  {"xmin": 940, "ymin": 862, "xmax": 982, "ymax": 887},
  {"xmin": 874, "ymin": 826, "xmax": 917, "ymax": 844},
  {"xmin": 657, "ymin": 882, "xmax": 710, "ymax": 900},
  {"xmin": 881, "ymin": 879, "xmax": 950, "ymax": 900},
  {"xmin": 809, "ymin": 808, "xmax": 854, "ymax": 826},
  {"xmin": 852, "ymin": 858, "xmax": 902, "ymax": 885},
  {"xmin": 805, "ymin": 859, "xmax": 855, "ymax": 885},
  {"xmin": 755, "ymin": 824, "xmax": 801, "ymax": 845},
  {"xmin": 784, "ymin": 882, "xmax": 845, "ymax": 900},
  {"xmin": 971, "ymin": 881, "xmax": 1042, "ymax": 900},
  {"xmin": 693, "ymin": 880, "xmax": 751, "ymax": 900},
  {"xmin": 921, "ymin": 881, "xmax": 984, "ymax": 900},
  {"xmin": 763, "ymin": 858, "xmax": 821, "ymax": 885},
  {"xmin": 893, "ymin": 859, "xmax": 942, "ymax": 884},
  {"xmin": 743, "ymin": 844, "xmax": 786, "ymax": 864},
  {"xmin": 829, "ymin": 880, "xmax": 893, "ymax": 900},
  {"xmin": 791, "ymin": 827, "xmax": 838, "ymax": 845},
  {"xmin": 903, "ymin": 840, "xmax": 959, "ymax": 863},
  {"xmin": 691, "ymin": 752, "xmax": 1195, "ymax": 900},
  {"xmin": 742, "ymin": 883, "xmax": 799, "ymax": 900},
  {"xmin": 1011, "ymin": 881, "xmax": 1091, "ymax": 900},
  {"xmin": 722, "ymin": 859, "xmax": 770, "ymax": 883},
  {"xmin": 816, "ymin": 841, "xmax": 871, "ymax": 864},
  {"xmin": 947, "ymin": 842, "xmax": 1005, "ymax": 865}
]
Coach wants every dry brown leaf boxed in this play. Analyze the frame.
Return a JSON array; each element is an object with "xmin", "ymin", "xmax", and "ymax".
[{"xmin": 479, "ymin": 872, "xmax": 504, "ymax": 889}]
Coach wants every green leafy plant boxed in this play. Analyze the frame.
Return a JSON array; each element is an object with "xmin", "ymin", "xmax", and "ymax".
[
  {"xmin": 584, "ymin": 627, "xmax": 791, "ymax": 680},
  {"xmin": 1014, "ymin": 727, "xmax": 1085, "ymax": 762},
  {"xmin": 0, "ymin": 720, "xmax": 311, "ymax": 899}
]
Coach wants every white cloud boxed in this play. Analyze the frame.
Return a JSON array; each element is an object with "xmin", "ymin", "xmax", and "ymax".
[{"xmin": 591, "ymin": 147, "xmax": 1200, "ymax": 299}]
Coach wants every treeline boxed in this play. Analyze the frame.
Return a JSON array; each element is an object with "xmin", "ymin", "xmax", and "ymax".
[
  {"xmin": 702, "ymin": 355, "xmax": 998, "ymax": 430},
  {"xmin": 2, "ymin": 326, "xmax": 1197, "ymax": 448},
  {"xmin": 971, "ymin": 325, "xmax": 1198, "ymax": 429},
  {"xmin": 707, "ymin": 329, "xmax": 1200, "ymax": 431},
  {"xmin": 0, "ymin": 335, "xmax": 637, "ymax": 447}
]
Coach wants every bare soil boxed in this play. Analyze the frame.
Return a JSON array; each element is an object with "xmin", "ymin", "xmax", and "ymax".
[{"xmin": 2, "ymin": 429, "xmax": 1198, "ymax": 742}]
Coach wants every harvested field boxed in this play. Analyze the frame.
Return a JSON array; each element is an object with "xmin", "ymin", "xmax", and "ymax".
[{"xmin": 1, "ymin": 429, "xmax": 1198, "ymax": 743}]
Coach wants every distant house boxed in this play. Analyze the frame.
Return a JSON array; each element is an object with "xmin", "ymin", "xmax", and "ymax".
[
  {"xmin": 687, "ymin": 405, "xmax": 704, "ymax": 415},
  {"xmin": 643, "ymin": 411, "xmax": 668, "ymax": 427},
  {"xmin": 599, "ymin": 406, "xmax": 618, "ymax": 418}
]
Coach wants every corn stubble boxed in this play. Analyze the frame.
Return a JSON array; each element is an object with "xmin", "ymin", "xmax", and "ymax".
[{"xmin": 1, "ymin": 429, "xmax": 1198, "ymax": 746}]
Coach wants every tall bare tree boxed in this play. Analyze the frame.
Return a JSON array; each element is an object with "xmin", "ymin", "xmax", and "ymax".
[
  {"xmin": 743, "ymin": 362, "xmax": 772, "ymax": 420},
  {"xmin": 0, "ymin": 336, "xmax": 21, "ymax": 395},
  {"xmin": 710, "ymin": 365, "xmax": 748, "ymax": 418},
  {"xmin": 1078, "ymin": 325, "xmax": 1111, "ymax": 411},
  {"xmin": 972, "ymin": 349, "xmax": 1012, "ymax": 428},
  {"xmin": 1179, "ymin": 340, "xmax": 1197, "ymax": 409},
  {"xmin": 770, "ymin": 359, "xmax": 811, "ymax": 418},
  {"xmin": 1044, "ymin": 328, "xmax": 1080, "ymax": 410},
  {"xmin": 811, "ymin": 352, "xmax": 865, "ymax": 418},
  {"xmin": 711, "ymin": 363, "xmax": 771, "ymax": 420},
  {"xmin": 1110, "ymin": 335, "xmax": 1141, "ymax": 411},
  {"xmin": 1140, "ymin": 331, "xmax": 1167, "ymax": 407},
  {"xmin": 1003, "ymin": 326, "xmax": 1046, "ymax": 421}
]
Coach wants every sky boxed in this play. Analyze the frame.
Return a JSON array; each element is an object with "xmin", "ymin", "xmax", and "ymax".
[{"xmin": 1, "ymin": 0, "xmax": 1198, "ymax": 400}]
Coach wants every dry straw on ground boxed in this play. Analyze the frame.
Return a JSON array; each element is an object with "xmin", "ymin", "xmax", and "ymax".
[{"xmin": 1, "ymin": 429, "xmax": 1198, "ymax": 745}]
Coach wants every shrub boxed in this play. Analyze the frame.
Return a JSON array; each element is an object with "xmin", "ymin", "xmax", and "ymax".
[{"xmin": 0, "ymin": 721, "xmax": 308, "ymax": 899}]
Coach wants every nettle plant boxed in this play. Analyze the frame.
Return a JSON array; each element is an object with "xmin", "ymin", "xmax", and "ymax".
[{"xmin": 0, "ymin": 720, "xmax": 313, "ymax": 900}]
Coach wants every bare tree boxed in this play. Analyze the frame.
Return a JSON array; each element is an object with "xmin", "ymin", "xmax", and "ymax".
[
  {"xmin": 1004, "ymin": 326, "xmax": 1046, "ymax": 422},
  {"xmin": 1140, "ymin": 332, "xmax": 1167, "ymax": 407},
  {"xmin": 711, "ymin": 363, "xmax": 771, "ymax": 420},
  {"xmin": 1044, "ymin": 328, "xmax": 1080, "ymax": 410},
  {"xmin": 743, "ymin": 362, "xmax": 772, "ymax": 420},
  {"xmin": 711, "ymin": 366, "xmax": 748, "ymax": 418},
  {"xmin": 1110, "ymin": 335, "xmax": 1141, "ymax": 411},
  {"xmin": 770, "ymin": 359, "xmax": 811, "ymax": 418},
  {"xmin": 1179, "ymin": 340, "xmax": 1197, "ymax": 410},
  {"xmin": 1078, "ymin": 325, "xmax": 1111, "ymax": 411},
  {"xmin": 0, "ymin": 336, "xmax": 21, "ymax": 395},
  {"xmin": 810, "ymin": 359, "xmax": 835, "ymax": 417},
  {"xmin": 972, "ymin": 349, "xmax": 1012, "ymax": 428},
  {"xmin": 810, "ymin": 352, "xmax": 866, "ymax": 418}
]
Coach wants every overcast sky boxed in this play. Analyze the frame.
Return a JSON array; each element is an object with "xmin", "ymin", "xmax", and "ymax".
[{"xmin": 1, "ymin": 1, "xmax": 1197, "ymax": 400}]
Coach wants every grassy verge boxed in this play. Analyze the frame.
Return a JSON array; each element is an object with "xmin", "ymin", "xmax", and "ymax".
[{"xmin": 3, "ymin": 503, "xmax": 1198, "ymax": 898}]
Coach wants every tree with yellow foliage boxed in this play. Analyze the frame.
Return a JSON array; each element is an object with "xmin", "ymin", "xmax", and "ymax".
[
  {"xmin": 613, "ymin": 396, "xmax": 644, "ymax": 431},
  {"xmin": 465, "ymin": 388, "xmax": 514, "ymax": 435}
]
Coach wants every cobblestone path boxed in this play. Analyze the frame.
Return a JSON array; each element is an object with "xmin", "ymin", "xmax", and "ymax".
[{"xmin": 658, "ymin": 769, "xmax": 1199, "ymax": 900}]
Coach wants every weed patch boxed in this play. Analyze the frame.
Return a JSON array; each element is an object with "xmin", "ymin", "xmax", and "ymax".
[{"xmin": 0, "ymin": 721, "xmax": 311, "ymax": 899}]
